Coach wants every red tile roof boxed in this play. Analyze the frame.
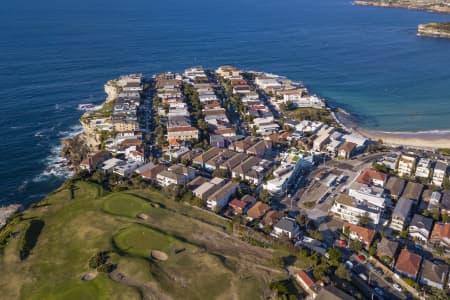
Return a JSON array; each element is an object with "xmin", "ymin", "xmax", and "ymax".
[
  {"xmin": 356, "ymin": 168, "xmax": 387, "ymax": 185},
  {"xmin": 395, "ymin": 249, "xmax": 422, "ymax": 277},
  {"xmin": 430, "ymin": 223, "xmax": 450, "ymax": 243},
  {"xmin": 296, "ymin": 270, "xmax": 316, "ymax": 288},
  {"xmin": 229, "ymin": 199, "xmax": 247, "ymax": 210},
  {"xmin": 343, "ymin": 222, "xmax": 376, "ymax": 247}
]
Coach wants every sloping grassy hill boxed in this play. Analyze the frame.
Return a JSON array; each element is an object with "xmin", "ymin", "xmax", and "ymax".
[{"xmin": 0, "ymin": 181, "xmax": 281, "ymax": 300}]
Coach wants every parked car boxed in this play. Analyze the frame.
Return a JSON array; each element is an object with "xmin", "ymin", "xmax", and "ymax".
[
  {"xmin": 374, "ymin": 287, "xmax": 384, "ymax": 296},
  {"xmin": 357, "ymin": 255, "xmax": 365, "ymax": 262},
  {"xmin": 393, "ymin": 283, "xmax": 402, "ymax": 292}
]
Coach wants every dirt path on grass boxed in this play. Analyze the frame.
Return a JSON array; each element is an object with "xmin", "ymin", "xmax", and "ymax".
[{"xmin": 109, "ymin": 269, "xmax": 172, "ymax": 300}]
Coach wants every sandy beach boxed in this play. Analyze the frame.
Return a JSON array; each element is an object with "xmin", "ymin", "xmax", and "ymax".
[
  {"xmin": 334, "ymin": 109, "xmax": 450, "ymax": 150},
  {"xmin": 355, "ymin": 128, "xmax": 450, "ymax": 149}
]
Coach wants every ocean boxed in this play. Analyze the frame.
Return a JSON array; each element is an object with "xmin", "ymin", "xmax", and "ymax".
[{"xmin": 1, "ymin": 0, "xmax": 450, "ymax": 206}]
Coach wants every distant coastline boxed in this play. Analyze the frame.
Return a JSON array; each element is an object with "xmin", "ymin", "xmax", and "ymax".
[
  {"xmin": 353, "ymin": 0, "xmax": 450, "ymax": 14},
  {"xmin": 417, "ymin": 22, "xmax": 450, "ymax": 38}
]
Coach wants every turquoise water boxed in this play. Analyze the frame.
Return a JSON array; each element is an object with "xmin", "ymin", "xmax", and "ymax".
[{"xmin": 1, "ymin": 0, "xmax": 450, "ymax": 205}]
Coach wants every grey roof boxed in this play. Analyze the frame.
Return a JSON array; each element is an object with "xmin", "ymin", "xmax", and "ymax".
[
  {"xmin": 421, "ymin": 260, "xmax": 449, "ymax": 285},
  {"xmin": 409, "ymin": 214, "xmax": 433, "ymax": 232},
  {"xmin": 377, "ymin": 237, "xmax": 399, "ymax": 258},
  {"xmin": 442, "ymin": 192, "xmax": 450, "ymax": 210},
  {"xmin": 315, "ymin": 286, "xmax": 355, "ymax": 300},
  {"xmin": 392, "ymin": 198, "xmax": 414, "ymax": 220},
  {"xmin": 274, "ymin": 217, "xmax": 298, "ymax": 233},
  {"xmin": 402, "ymin": 182, "xmax": 424, "ymax": 201},
  {"xmin": 385, "ymin": 177, "xmax": 406, "ymax": 197},
  {"xmin": 434, "ymin": 161, "xmax": 448, "ymax": 172}
]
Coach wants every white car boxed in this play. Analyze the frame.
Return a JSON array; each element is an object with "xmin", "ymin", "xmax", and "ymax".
[{"xmin": 393, "ymin": 283, "xmax": 402, "ymax": 292}]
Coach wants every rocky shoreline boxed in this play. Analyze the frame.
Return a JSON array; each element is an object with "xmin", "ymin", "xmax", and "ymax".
[
  {"xmin": 417, "ymin": 22, "xmax": 450, "ymax": 38},
  {"xmin": 353, "ymin": 0, "xmax": 450, "ymax": 14},
  {"xmin": 60, "ymin": 80, "xmax": 120, "ymax": 170}
]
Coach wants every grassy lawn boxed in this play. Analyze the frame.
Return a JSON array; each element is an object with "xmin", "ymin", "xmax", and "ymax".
[
  {"xmin": 0, "ymin": 181, "xmax": 281, "ymax": 300},
  {"xmin": 284, "ymin": 107, "xmax": 337, "ymax": 126},
  {"xmin": 113, "ymin": 224, "xmax": 175, "ymax": 257}
]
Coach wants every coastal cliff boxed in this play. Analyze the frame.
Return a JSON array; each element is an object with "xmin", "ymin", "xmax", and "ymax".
[
  {"xmin": 61, "ymin": 80, "xmax": 120, "ymax": 168},
  {"xmin": 353, "ymin": 0, "xmax": 450, "ymax": 14},
  {"xmin": 417, "ymin": 22, "xmax": 450, "ymax": 38}
]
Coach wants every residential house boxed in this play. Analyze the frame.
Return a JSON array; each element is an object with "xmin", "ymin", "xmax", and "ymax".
[
  {"xmin": 442, "ymin": 192, "xmax": 450, "ymax": 216},
  {"xmin": 167, "ymin": 126, "xmax": 199, "ymax": 141},
  {"xmin": 216, "ymin": 66, "xmax": 240, "ymax": 79},
  {"xmin": 260, "ymin": 210, "xmax": 284, "ymax": 228},
  {"xmin": 402, "ymin": 181, "xmax": 424, "ymax": 203},
  {"xmin": 429, "ymin": 223, "xmax": 450, "ymax": 250},
  {"xmin": 232, "ymin": 156, "xmax": 270, "ymax": 185},
  {"xmin": 419, "ymin": 260, "xmax": 448, "ymax": 289},
  {"xmin": 246, "ymin": 140, "xmax": 272, "ymax": 157},
  {"xmin": 186, "ymin": 176, "xmax": 208, "ymax": 190},
  {"xmin": 206, "ymin": 181, "xmax": 238, "ymax": 210},
  {"xmin": 193, "ymin": 177, "xmax": 226, "ymax": 201},
  {"xmin": 338, "ymin": 142, "xmax": 357, "ymax": 159},
  {"xmin": 377, "ymin": 238, "xmax": 399, "ymax": 263},
  {"xmin": 385, "ymin": 177, "xmax": 406, "ymax": 200},
  {"xmin": 167, "ymin": 164, "xmax": 196, "ymax": 181},
  {"xmin": 272, "ymin": 217, "xmax": 300, "ymax": 239},
  {"xmin": 220, "ymin": 152, "xmax": 249, "ymax": 171},
  {"xmin": 246, "ymin": 201, "xmax": 270, "ymax": 220},
  {"xmin": 140, "ymin": 165, "xmax": 165, "ymax": 181},
  {"xmin": 428, "ymin": 191, "xmax": 441, "ymax": 211},
  {"xmin": 192, "ymin": 147, "xmax": 222, "ymax": 168},
  {"xmin": 415, "ymin": 158, "xmax": 432, "ymax": 179},
  {"xmin": 330, "ymin": 194, "xmax": 381, "ymax": 225},
  {"xmin": 390, "ymin": 198, "xmax": 414, "ymax": 231},
  {"xmin": 408, "ymin": 214, "xmax": 433, "ymax": 243},
  {"xmin": 80, "ymin": 151, "xmax": 112, "ymax": 172},
  {"xmin": 113, "ymin": 161, "xmax": 141, "ymax": 177},
  {"xmin": 295, "ymin": 270, "xmax": 321, "ymax": 298},
  {"xmin": 315, "ymin": 286, "xmax": 355, "ymax": 300},
  {"xmin": 348, "ymin": 182, "xmax": 387, "ymax": 210},
  {"xmin": 355, "ymin": 168, "xmax": 387, "ymax": 187},
  {"xmin": 156, "ymin": 170, "xmax": 188, "ymax": 187},
  {"xmin": 397, "ymin": 154, "xmax": 416, "ymax": 177},
  {"xmin": 101, "ymin": 158, "xmax": 125, "ymax": 174},
  {"xmin": 432, "ymin": 161, "xmax": 448, "ymax": 187},
  {"xmin": 343, "ymin": 222, "xmax": 376, "ymax": 250},
  {"xmin": 228, "ymin": 199, "xmax": 249, "ymax": 215},
  {"xmin": 380, "ymin": 153, "xmax": 400, "ymax": 170},
  {"xmin": 394, "ymin": 249, "xmax": 422, "ymax": 280}
]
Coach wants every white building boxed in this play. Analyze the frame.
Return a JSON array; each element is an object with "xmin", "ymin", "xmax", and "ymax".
[
  {"xmin": 415, "ymin": 158, "xmax": 432, "ymax": 179},
  {"xmin": 348, "ymin": 182, "xmax": 388, "ymax": 210},
  {"xmin": 397, "ymin": 154, "xmax": 416, "ymax": 177},
  {"xmin": 432, "ymin": 161, "xmax": 448, "ymax": 187},
  {"xmin": 330, "ymin": 194, "xmax": 381, "ymax": 225}
]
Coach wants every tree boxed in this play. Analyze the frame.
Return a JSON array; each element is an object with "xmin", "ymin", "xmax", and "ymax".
[
  {"xmin": 327, "ymin": 248, "xmax": 342, "ymax": 266},
  {"xmin": 442, "ymin": 213, "xmax": 449, "ymax": 223},
  {"xmin": 259, "ymin": 189, "xmax": 271, "ymax": 204},
  {"xmin": 313, "ymin": 263, "xmax": 327, "ymax": 280},
  {"xmin": 369, "ymin": 240, "xmax": 378, "ymax": 257},
  {"xmin": 349, "ymin": 240, "xmax": 362, "ymax": 252},
  {"xmin": 335, "ymin": 263, "xmax": 351, "ymax": 281},
  {"xmin": 307, "ymin": 230, "xmax": 323, "ymax": 241},
  {"xmin": 343, "ymin": 225, "xmax": 350, "ymax": 237},
  {"xmin": 358, "ymin": 212, "xmax": 371, "ymax": 226},
  {"xmin": 399, "ymin": 229, "xmax": 409, "ymax": 239}
]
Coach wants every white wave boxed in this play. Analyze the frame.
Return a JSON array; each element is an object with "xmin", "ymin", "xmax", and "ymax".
[{"xmin": 33, "ymin": 123, "xmax": 82, "ymax": 183}]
